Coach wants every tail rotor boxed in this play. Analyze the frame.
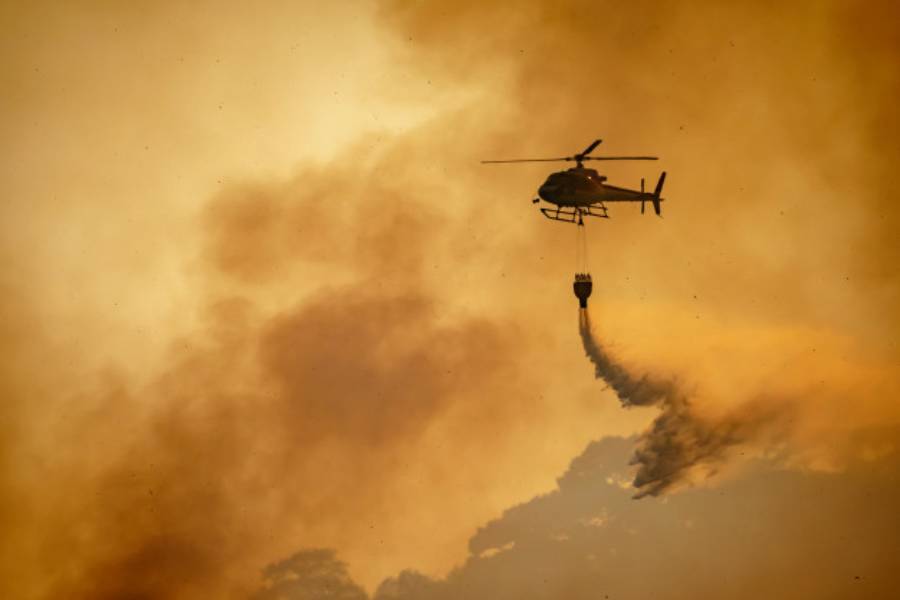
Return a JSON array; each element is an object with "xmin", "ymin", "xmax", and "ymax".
[{"xmin": 651, "ymin": 171, "xmax": 666, "ymax": 216}]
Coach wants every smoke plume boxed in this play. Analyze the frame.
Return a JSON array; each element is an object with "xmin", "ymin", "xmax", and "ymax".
[
  {"xmin": 362, "ymin": 429, "xmax": 900, "ymax": 600},
  {"xmin": 3, "ymin": 1, "xmax": 900, "ymax": 597},
  {"xmin": 578, "ymin": 308, "xmax": 779, "ymax": 497}
]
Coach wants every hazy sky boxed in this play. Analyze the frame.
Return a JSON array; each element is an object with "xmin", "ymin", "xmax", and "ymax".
[{"xmin": 2, "ymin": 1, "xmax": 899, "ymax": 598}]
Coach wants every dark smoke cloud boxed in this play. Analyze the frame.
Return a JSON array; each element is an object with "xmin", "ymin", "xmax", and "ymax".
[
  {"xmin": 579, "ymin": 309, "xmax": 785, "ymax": 497},
  {"xmin": 4, "ymin": 0, "xmax": 900, "ymax": 597},
  {"xmin": 0, "ymin": 144, "xmax": 538, "ymax": 599},
  {"xmin": 268, "ymin": 430, "xmax": 900, "ymax": 600}
]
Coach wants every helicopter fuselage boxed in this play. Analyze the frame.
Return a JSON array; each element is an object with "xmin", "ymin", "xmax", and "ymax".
[{"xmin": 538, "ymin": 167, "xmax": 650, "ymax": 207}]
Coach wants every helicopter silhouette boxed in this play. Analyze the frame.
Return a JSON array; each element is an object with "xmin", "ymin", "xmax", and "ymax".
[{"xmin": 482, "ymin": 139, "xmax": 666, "ymax": 225}]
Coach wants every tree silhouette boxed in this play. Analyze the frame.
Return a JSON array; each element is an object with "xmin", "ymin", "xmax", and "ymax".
[{"xmin": 254, "ymin": 549, "xmax": 368, "ymax": 600}]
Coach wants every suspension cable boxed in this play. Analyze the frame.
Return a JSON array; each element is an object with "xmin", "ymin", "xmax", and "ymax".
[{"xmin": 575, "ymin": 221, "xmax": 589, "ymax": 274}]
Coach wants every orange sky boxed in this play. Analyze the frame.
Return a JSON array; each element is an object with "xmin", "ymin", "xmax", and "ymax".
[{"xmin": 2, "ymin": 1, "xmax": 899, "ymax": 598}]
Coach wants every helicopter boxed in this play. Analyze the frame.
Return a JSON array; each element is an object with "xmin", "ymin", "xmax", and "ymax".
[{"xmin": 482, "ymin": 139, "xmax": 666, "ymax": 225}]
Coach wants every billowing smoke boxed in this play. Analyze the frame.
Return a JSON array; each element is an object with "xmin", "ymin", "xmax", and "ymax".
[
  {"xmin": 578, "ymin": 309, "xmax": 779, "ymax": 497},
  {"xmin": 4, "ymin": 1, "xmax": 900, "ymax": 597},
  {"xmin": 262, "ymin": 429, "xmax": 900, "ymax": 600}
]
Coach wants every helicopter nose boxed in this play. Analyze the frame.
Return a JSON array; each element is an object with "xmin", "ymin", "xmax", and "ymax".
[{"xmin": 538, "ymin": 184, "xmax": 557, "ymax": 202}]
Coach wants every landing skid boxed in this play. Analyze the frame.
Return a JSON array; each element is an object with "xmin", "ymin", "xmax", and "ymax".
[{"xmin": 539, "ymin": 204, "xmax": 609, "ymax": 224}]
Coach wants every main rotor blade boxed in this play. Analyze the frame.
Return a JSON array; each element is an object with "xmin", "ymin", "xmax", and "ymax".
[
  {"xmin": 481, "ymin": 157, "xmax": 571, "ymax": 164},
  {"xmin": 583, "ymin": 156, "xmax": 658, "ymax": 161},
  {"xmin": 579, "ymin": 139, "xmax": 602, "ymax": 156}
]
